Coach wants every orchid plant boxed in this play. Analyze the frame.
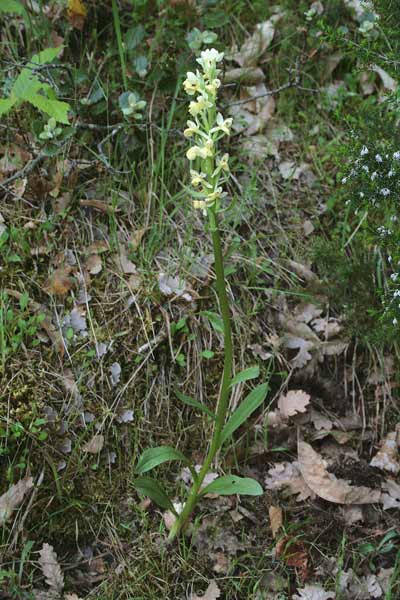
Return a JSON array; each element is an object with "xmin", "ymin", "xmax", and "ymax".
[{"xmin": 133, "ymin": 49, "xmax": 268, "ymax": 542}]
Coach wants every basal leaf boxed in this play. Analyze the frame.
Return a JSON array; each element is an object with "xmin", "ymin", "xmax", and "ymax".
[
  {"xmin": 28, "ymin": 94, "xmax": 70, "ymax": 124},
  {"xmin": 200, "ymin": 475, "xmax": 263, "ymax": 496},
  {"xmin": 132, "ymin": 477, "xmax": 175, "ymax": 511},
  {"xmin": 175, "ymin": 390, "xmax": 216, "ymax": 419},
  {"xmin": 221, "ymin": 382, "xmax": 269, "ymax": 444},
  {"xmin": 136, "ymin": 446, "xmax": 191, "ymax": 474},
  {"xmin": 230, "ymin": 365, "xmax": 260, "ymax": 387}
]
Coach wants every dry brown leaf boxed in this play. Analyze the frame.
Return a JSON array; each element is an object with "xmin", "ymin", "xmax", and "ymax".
[
  {"xmin": 298, "ymin": 441, "xmax": 381, "ymax": 504},
  {"xmin": 239, "ymin": 135, "xmax": 279, "ymax": 161},
  {"xmin": 88, "ymin": 240, "xmax": 109, "ymax": 254},
  {"xmin": 38, "ymin": 543, "xmax": 64, "ymax": 594},
  {"xmin": 265, "ymin": 462, "xmax": 315, "ymax": 501},
  {"xmin": 292, "ymin": 585, "xmax": 335, "ymax": 600},
  {"xmin": 303, "ymin": 220, "xmax": 315, "ymax": 237},
  {"xmin": 158, "ymin": 273, "xmax": 193, "ymax": 301},
  {"xmin": 86, "ymin": 254, "xmax": 102, "ymax": 275},
  {"xmin": 370, "ymin": 428, "xmax": 400, "ymax": 474},
  {"xmin": 190, "ymin": 580, "xmax": 221, "ymax": 600},
  {"xmin": 82, "ymin": 435, "xmax": 104, "ymax": 454},
  {"xmin": 269, "ymin": 505, "xmax": 283, "ymax": 538},
  {"xmin": 340, "ymin": 505, "xmax": 364, "ymax": 525},
  {"xmin": 310, "ymin": 409, "xmax": 333, "ymax": 431},
  {"xmin": 212, "ymin": 551, "xmax": 229, "ymax": 574},
  {"xmin": 265, "ymin": 410, "xmax": 286, "ymax": 429},
  {"xmin": 80, "ymin": 199, "xmax": 111, "ymax": 213},
  {"xmin": 381, "ymin": 479, "xmax": 400, "ymax": 509},
  {"xmin": 224, "ymin": 67, "xmax": 265, "ymax": 85},
  {"xmin": 162, "ymin": 509, "xmax": 177, "ymax": 531},
  {"xmin": 233, "ymin": 18, "xmax": 278, "ymax": 67},
  {"xmin": 114, "ymin": 248, "xmax": 137, "ymax": 275},
  {"xmin": 311, "ymin": 317, "xmax": 342, "ymax": 339},
  {"xmin": 275, "ymin": 536, "xmax": 310, "ymax": 582},
  {"xmin": 278, "ymin": 390, "xmax": 311, "ymax": 418},
  {"xmin": 32, "ymin": 591, "xmax": 59, "ymax": 600},
  {"xmin": 0, "ymin": 476, "xmax": 34, "ymax": 525},
  {"xmin": 372, "ymin": 65, "xmax": 397, "ymax": 91},
  {"xmin": 129, "ymin": 228, "xmax": 146, "ymax": 250},
  {"xmin": 44, "ymin": 266, "xmax": 75, "ymax": 296},
  {"xmin": 286, "ymin": 260, "xmax": 319, "ymax": 283}
]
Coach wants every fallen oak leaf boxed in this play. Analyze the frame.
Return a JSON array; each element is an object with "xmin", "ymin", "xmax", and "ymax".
[
  {"xmin": 381, "ymin": 479, "xmax": 400, "ymax": 510},
  {"xmin": 38, "ymin": 543, "xmax": 64, "ymax": 594},
  {"xmin": 292, "ymin": 584, "xmax": 335, "ymax": 600},
  {"xmin": 114, "ymin": 247, "xmax": 137, "ymax": 275},
  {"xmin": 190, "ymin": 580, "xmax": 221, "ymax": 600},
  {"xmin": 370, "ymin": 428, "xmax": 400, "ymax": 475},
  {"xmin": 0, "ymin": 476, "xmax": 34, "ymax": 525},
  {"xmin": 276, "ymin": 536, "xmax": 310, "ymax": 582},
  {"xmin": 82, "ymin": 434, "xmax": 104, "ymax": 454},
  {"xmin": 278, "ymin": 390, "xmax": 311, "ymax": 419},
  {"xmin": 232, "ymin": 18, "xmax": 279, "ymax": 67},
  {"xmin": 265, "ymin": 461, "xmax": 315, "ymax": 501},
  {"xmin": 44, "ymin": 265, "xmax": 75, "ymax": 296},
  {"xmin": 86, "ymin": 254, "xmax": 102, "ymax": 275},
  {"xmin": 298, "ymin": 440, "xmax": 381, "ymax": 504}
]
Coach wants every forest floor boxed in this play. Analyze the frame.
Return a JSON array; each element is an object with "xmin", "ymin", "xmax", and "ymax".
[{"xmin": 0, "ymin": 1, "xmax": 399, "ymax": 599}]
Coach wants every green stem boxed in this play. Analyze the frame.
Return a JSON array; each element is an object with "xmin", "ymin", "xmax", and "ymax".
[
  {"xmin": 168, "ymin": 207, "xmax": 233, "ymax": 542},
  {"xmin": 111, "ymin": 0, "xmax": 128, "ymax": 91}
]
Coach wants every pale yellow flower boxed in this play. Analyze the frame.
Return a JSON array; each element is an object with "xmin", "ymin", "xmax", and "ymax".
[
  {"xmin": 211, "ymin": 113, "xmax": 233, "ymax": 136},
  {"xmin": 206, "ymin": 187, "xmax": 226, "ymax": 205},
  {"xmin": 199, "ymin": 137, "xmax": 214, "ymax": 158},
  {"xmin": 196, "ymin": 48, "xmax": 224, "ymax": 73},
  {"xmin": 183, "ymin": 71, "xmax": 201, "ymax": 95},
  {"xmin": 216, "ymin": 153, "xmax": 229, "ymax": 172},
  {"xmin": 205, "ymin": 78, "xmax": 221, "ymax": 95},
  {"xmin": 184, "ymin": 120, "xmax": 200, "ymax": 138},
  {"xmin": 189, "ymin": 95, "xmax": 213, "ymax": 117},
  {"xmin": 190, "ymin": 170, "xmax": 206, "ymax": 187},
  {"xmin": 186, "ymin": 146, "xmax": 201, "ymax": 160},
  {"xmin": 192, "ymin": 199, "xmax": 207, "ymax": 210}
]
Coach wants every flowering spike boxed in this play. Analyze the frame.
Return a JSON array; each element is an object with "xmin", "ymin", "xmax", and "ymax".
[{"xmin": 183, "ymin": 48, "xmax": 230, "ymax": 212}]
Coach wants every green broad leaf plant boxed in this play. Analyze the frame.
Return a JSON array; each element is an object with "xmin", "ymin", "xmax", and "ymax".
[
  {"xmin": 133, "ymin": 48, "xmax": 268, "ymax": 542},
  {"xmin": 0, "ymin": 47, "xmax": 70, "ymax": 124}
]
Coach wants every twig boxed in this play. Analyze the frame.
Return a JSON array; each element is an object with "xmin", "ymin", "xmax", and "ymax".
[
  {"xmin": 0, "ymin": 152, "xmax": 45, "ymax": 187},
  {"xmin": 224, "ymin": 59, "xmax": 319, "ymax": 107}
]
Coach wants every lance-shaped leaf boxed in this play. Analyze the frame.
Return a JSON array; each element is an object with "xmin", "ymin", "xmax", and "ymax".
[
  {"xmin": 136, "ymin": 446, "xmax": 194, "ymax": 476},
  {"xmin": 132, "ymin": 477, "xmax": 175, "ymax": 512},
  {"xmin": 230, "ymin": 365, "xmax": 260, "ymax": 387},
  {"xmin": 221, "ymin": 382, "xmax": 269, "ymax": 444},
  {"xmin": 175, "ymin": 390, "xmax": 216, "ymax": 419},
  {"xmin": 200, "ymin": 475, "xmax": 263, "ymax": 496}
]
